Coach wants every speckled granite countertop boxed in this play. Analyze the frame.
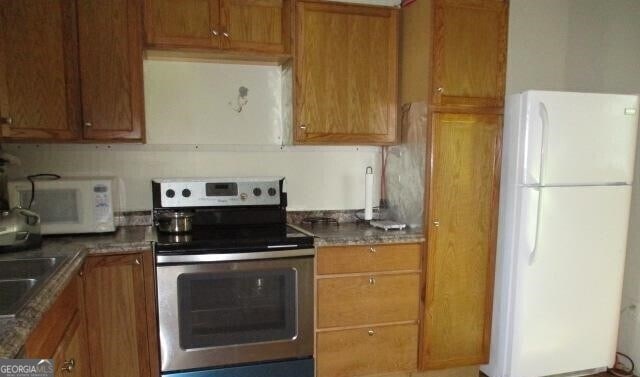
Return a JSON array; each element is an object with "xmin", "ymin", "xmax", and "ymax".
[
  {"xmin": 0, "ymin": 226, "xmax": 154, "ymax": 358},
  {"xmin": 294, "ymin": 222, "xmax": 425, "ymax": 246}
]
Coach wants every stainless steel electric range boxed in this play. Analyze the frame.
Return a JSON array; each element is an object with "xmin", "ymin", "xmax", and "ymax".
[{"xmin": 152, "ymin": 177, "xmax": 314, "ymax": 377}]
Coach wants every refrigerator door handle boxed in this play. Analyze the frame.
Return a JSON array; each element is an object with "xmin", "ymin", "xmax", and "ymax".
[
  {"xmin": 537, "ymin": 102, "xmax": 550, "ymax": 185},
  {"xmin": 528, "ymin": 187, "xmax": 543, "ymax": 265}
]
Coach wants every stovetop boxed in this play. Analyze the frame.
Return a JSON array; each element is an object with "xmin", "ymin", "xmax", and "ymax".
[{"xmin": 154, "ymin": 224, "xmax": 314, "ymax": 254}]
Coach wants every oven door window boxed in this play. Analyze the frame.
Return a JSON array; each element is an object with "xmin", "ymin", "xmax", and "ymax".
[{"xmin": 178, "ymin": 269, "xmax": 297, "ymax": 349}]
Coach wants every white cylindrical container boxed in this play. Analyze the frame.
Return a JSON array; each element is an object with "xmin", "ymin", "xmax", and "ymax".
[{"xmin": 364, "ymin": 166, "xmax": 374, "ymax": 220}]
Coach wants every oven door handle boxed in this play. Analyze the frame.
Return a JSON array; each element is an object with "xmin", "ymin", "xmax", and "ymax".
[{"xmin": 156, "ymin": 248, "xmax": 315, "ymax": 264}]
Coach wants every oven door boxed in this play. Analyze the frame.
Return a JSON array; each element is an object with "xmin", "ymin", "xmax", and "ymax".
[{"xmin": 157, "ymin": 255, "xmax": 314, "ymax": 373}]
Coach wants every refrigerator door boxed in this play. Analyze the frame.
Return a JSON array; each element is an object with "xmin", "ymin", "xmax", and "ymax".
[
  {"xmin": 521, "ymin": 91, "xmax": 638, "ymax": 186},
  {"xmin": 510, "ymin": 185, "xmax": 631, "ymax": 377}
]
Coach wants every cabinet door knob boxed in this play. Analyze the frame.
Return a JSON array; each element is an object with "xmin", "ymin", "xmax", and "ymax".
[
  {"xmin": 211, "ymin": 29, "xmax": 219, "ymax": 36},
  {"xmin": 436, "ymin": 87, "xmax": 444, "ymax": 94},
  {"xmin": 0, "ymin": 116, "xmax": 12, "ymax": 125},
  {"xmin": 368, "ymin": 329, "xmax": 375, "ymax": 336},
  {"xmin": 61, "ymin": 358, "xmax": 75, "ymax": 373},
  {"xmin": 222, "ymin": 32, "xmax": 230, "ymax": 38},
  {"xmin": 84, "ymin": 122, "xmax": 92, "ymax": 127},
  {"xmin": 135, "ymin": 258, "xmax": 141, "ymax": 265},
  {"xmin": 369, "ymin": 246, "xmax": 376, "ymax": 253},
  {"xmin": 433, "ymin": 220, "xmax": 440, "ymax": 227},
  {"xmin": 369, "ymin": 276, "xmax": 376, "ymax": 285}
]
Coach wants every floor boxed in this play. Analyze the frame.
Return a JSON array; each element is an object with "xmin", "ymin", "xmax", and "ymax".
[{"xmin": 481, "ymin": 373, "xmax": 613, "ymax": 377}]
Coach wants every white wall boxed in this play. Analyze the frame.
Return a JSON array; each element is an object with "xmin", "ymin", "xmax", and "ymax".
[
  {"xmin": 506, "ymin": 0, "xmax": 640, "ymax": 365},
  {"xmin": 505, "ymin": 0, "xmax": 571, "ymax": 94},
  {"xmin": 145, "ymin": 61, "xmax": 284, "ymax": 145}
]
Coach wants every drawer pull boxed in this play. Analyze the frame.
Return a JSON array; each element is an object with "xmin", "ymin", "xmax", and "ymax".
[
  {"xmin": 61, "ymin": 358, "xmax": 75, "ymax": 373},
  {"xmin": 369, "ymin": 246, "xmax": 376, "ymax": 253},
  {"xmin": 368, "ymin": 329, "xmax": 375, "ymax": 336},
  {"xmin": 369, "ymin": 276, "xmax": 376, "ymax": 285}
]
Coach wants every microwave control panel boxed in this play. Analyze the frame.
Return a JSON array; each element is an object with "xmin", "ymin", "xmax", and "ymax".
[{"xmin": 93, "ymin": 183, "xmax": 114, "ymax": 230}]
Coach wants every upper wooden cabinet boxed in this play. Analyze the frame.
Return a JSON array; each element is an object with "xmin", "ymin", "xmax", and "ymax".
[
  {"xmin": 145, "ymin": 0, "xmax": 290, "ymax": 54},
  {"xmin": 431, "ymin": 0, "xmax": 508, "ymax": 108},
  {"xmin": 78, "ymin": 0, "xmax": 145, "ymax": 141},
  {"xmin": 0, "ymin": 0, "xmax": 145, "ymax": 143},
  {"xmin": 145, "ymin": 0, "xmax": 221, "ymax": 48},
  {"xmin": 294, "ymin": 1, "xmax": 399, "ymax": 145},
  {"xmin": 422, "ymin": 112, "xmax": 502, "ymax": 369},
  {"xmin": 0, "ymin": 0, "xmax": 81, "ymax": 140}
]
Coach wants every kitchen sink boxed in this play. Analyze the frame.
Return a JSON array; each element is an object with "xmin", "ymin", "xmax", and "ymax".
[
  {"xmin": 0, "ymin": 257, "xmax": 67, "ymax": 318},
  {"xmin": 0, "ymin": 279, "xmax": 37, "ymax": 317},
  {"xmin": 0, "ymin": 257, "xmax": 58, "ymax": 280}
]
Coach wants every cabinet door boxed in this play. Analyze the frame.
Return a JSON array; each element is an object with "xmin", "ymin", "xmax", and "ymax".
[
  {"xmin": 295, "ymin": 2, "xmax": 398, "ymax": 145},
  {"xmin": 0, "ymin": 0, "xmax": 81, "ymax": 140},
  {"xmin": 77, "ymin": 0, "xmax": 145, "ymax": 141},
  {"xmin": 83, "ymin": 253, "xmax": 156, "ymax": 377},
  {"xmin": 53, "ymin": 314, "xmax": 90, "ymax": 377},
  {"xmin": 431, "ymin": 0, "xmax": 507, "ymax": 108},
  {"xmin": 219, "ymin": 0, "xmax": 289, "ymax": 53},
  {"xmin": 422, "ymin": 113, "xmax": 502, "ymax": 369},
  {"xmin": 145, "ymin": 0, "xmax": 220, "ymax": 48}
]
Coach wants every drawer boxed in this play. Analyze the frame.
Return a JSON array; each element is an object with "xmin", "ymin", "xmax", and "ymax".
[
  {"xmin": 316, "ymin": 243, "xmax": 421, "ymax": 275},
  {"xmin": 317, "ymin": 273, "xmax": 420, "ymax": 328},
  {"xmin": 316, "ymin": 324, "xmax": 418, "ymax": 377}
]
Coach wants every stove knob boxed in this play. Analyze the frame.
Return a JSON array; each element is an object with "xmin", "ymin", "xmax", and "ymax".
[
  {"xmin": 240, "ymin": 193, "xmax": 248, "ymax": 200},
  {"xmin": 166, "ymin": 189, "xmax": 175, "ymax": 198},
  {"xmin": 182, "ymin": 189, "xmax": 191, "ymax": 198},
  {"xmin": 268, "ymin": 187, "xmax": 277, "ymax": 196},
  {"xmin": 253, "ymin": 188, "xmax": 262, "ymax": 196}
]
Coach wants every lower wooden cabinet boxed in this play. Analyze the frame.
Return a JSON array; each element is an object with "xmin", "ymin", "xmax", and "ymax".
[
  {"xmin": 315, "ymin": 243, "xmax": 422, "ymax": 377},
  {"xmin": 52, "ymin": 314, "xmax": 90, "ymax": 377},
  {"xmin": 316, "ymin": 324, "xmax": 418, "ymax": 377},
  {"xmin": 24, "ymin": 275, "xmax": 89, "ymax": 376},
  {"xmin": 82, "ymin": 252, "xmax": 159, "ymax": 377},
  {"xmin": 422, "ymin": 112, "xmax": 502, "ymax": 369}
]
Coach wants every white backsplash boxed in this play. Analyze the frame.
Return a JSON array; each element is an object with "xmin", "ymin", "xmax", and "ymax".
[{"xmin": 4, "ymin": 144, "xmax": 381, "ymax": 212}]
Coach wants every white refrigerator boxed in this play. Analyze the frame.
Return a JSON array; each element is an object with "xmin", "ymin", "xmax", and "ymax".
[{"xmin": 481, "ymin": 91, "xmax": 639, "ymax": 377}]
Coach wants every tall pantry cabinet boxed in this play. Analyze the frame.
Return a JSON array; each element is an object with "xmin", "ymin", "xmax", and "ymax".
[{"xmin": 400, "ymin": 0, "xmax": 508, "ymax": 371}]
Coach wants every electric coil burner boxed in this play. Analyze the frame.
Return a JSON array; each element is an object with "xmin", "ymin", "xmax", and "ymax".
[{"xmin": 152, "ymin": 177, "xmax": 314, "ymax": 377}]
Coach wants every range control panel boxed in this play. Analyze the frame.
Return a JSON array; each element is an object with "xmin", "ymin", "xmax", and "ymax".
[{"xmin": 152, "ymin": 177, "xmax": 284, "ymax": 208}]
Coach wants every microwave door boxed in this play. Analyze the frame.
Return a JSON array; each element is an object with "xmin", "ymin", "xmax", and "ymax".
[{"xmin": 20, "ymin": 188, "xmax": 85, "ymax": 234}]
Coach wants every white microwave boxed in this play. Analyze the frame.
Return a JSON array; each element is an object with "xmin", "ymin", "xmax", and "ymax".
[{"xmin": 8, "ymin": 177, "xmax": 116, "ymax": 235}]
